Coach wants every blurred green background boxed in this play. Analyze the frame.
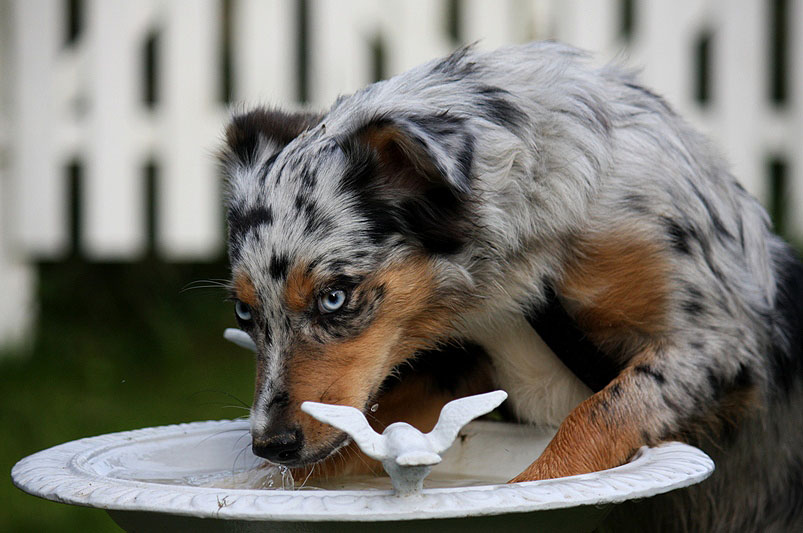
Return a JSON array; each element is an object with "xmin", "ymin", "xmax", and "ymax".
[{"xmin": 3, "ymin": 259, "xmax": 254, "ymax": 531}]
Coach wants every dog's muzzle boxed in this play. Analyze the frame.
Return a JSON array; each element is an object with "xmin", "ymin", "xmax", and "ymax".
[{"xmin": 252, "ymin": 427, "xmax": 303, "ymax": 465}]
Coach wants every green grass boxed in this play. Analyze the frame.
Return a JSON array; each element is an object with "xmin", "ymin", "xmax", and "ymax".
[{"xmin": 2, "ymin": 259, "xmax": 255, "ymax": 532}]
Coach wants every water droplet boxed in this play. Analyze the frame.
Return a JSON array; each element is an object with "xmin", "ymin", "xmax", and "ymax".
[
  {"xmin": 370, "ymin": 403, "xmax": 379, "ymax": 412},
  {"xmin": 279, "ymin": 465, "xmax": 294, "ymax": 490}
]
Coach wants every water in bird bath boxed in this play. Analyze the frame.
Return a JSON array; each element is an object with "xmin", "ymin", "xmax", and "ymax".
[
  {"xmin": 146, "ymin": 465, "xmax": 502, "ymax": 491},
  {"xmin": 114, "ymin": 413, "xmax": 523, "ymax": 492}
]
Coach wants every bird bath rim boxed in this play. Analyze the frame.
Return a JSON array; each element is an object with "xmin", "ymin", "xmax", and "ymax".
[{"xmin": 12, "ymin": 418, "xmax": 714, "ymax": 523}]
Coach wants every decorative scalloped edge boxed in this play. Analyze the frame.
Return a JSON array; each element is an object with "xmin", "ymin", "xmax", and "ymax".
[{"xmin": 12, "ymin": 419, "xmax": 714, "ymax": 522}]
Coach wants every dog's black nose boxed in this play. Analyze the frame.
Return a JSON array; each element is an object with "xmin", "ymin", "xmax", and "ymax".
[{"xmin": 252, "ymin": 429, "xmax": 303, "ymax": 464}]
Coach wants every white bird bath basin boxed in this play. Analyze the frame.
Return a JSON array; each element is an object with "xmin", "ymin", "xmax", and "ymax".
[{"xmin": 12, "ymin": 410, "xmax": 713, "ymax": 532}]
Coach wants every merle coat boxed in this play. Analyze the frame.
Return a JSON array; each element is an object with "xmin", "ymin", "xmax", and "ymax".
[{"xmin": 220, "ymin": 42, "xmax": 803, "ymax": 532}]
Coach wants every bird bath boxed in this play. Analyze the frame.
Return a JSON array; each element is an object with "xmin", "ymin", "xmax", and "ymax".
[
  {"xmin": 12, "ymin": 412, "xmax": 714, "ymax": 532},
  {"xmin": 12, "ymin": 330, "xmax": 714, "ymax": 531}
]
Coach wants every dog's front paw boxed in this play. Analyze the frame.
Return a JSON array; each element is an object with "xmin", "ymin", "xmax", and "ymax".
[
  {"xmin": 508, "ymin": 465, "xmax": 548, "ymax": 483},
  {"xmin": 507, "ymin": 455, "xmax": 582, "ymax": 483}
]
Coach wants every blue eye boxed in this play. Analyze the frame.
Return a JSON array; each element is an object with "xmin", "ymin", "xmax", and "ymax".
[
  {"xmin": 318, "ymin": 289, "xmax": 347, "ymax": 313},
  {"xmin": 235, "ymin": 301, "xmax": 253, "ymax": 321}
]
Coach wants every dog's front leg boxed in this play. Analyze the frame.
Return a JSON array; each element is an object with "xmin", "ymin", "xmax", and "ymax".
[{"xmin": 510, "ymin": 347, "xmax": 678, "ymax": 482}]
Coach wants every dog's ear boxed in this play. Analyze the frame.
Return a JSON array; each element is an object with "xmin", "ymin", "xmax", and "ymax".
[
  {"xmin": 339, "ymin": 114, "xmax": 475, "ymax": 254},
  {"xmin": 342, "ymin": 114, "xmax": 474, "ymax": 196},
  {"xmin": 222, "ymin": 107, "xmax": 323, "ymax": 168}
]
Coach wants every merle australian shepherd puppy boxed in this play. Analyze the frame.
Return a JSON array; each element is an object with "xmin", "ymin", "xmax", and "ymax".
[{"xmin": 219, "ymin": 42, "xmax": 802, "ymax": 531}]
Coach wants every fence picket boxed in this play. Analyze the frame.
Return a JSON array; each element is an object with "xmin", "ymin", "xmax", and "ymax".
[
  {"xmin": 308, "ymin": 0, "xmax": 374, "ymax": 106},
  {"xmin": 380, "ymin": 0, "xmax": 452, "ymax": 75},
  {"xmin": 9, "ymin": 0, "xmax": 66, "ymax": 258},
  {"xmin": 159, "ymin": 0, "xmax": 222, "ymax": 259},
  {"xmin": 234, "ymin": 0, "xmax": 298, "ymax": 105},
  {"xmin": 629, "ymin": 0, "xmax": 704, "ymax": 116},
  {"xmin": 0, "ymin": 0, "xmax": 34, "ymax": 346},
  {"xmin": 715, "ymin": 0, "xmax": 767, "ymax": 202},
  {"xmin": 552, "ymin": 0, "xmax": 619, "ymax": 55},
  {"xmin": 461, "ymin": 0, "xmax": 531, "ymax": 50},
  {"xmin": 84, "ymin": 0, "xmax": 146, "ymax": 258}
]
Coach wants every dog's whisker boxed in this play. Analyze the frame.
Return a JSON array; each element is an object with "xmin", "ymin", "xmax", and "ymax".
[
  {"xmin": 231, "ymin": 442, "xmax": 251, "ymax": 474},
  {"xmin": 298, "ymin": 464, "xmax": 316, "ymax": 490},
  {"xmin": 195, "ymin": 427, "xmax": 250, "ymax": 448},
  {"xmin": 180, "ymin": 279, "xmax": 233, "ymax": 293},
  {"xmin": 192, "ymin": 389, "xmax": 251, "ymax": 409}
]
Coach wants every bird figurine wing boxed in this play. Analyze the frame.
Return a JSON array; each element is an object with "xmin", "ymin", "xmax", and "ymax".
[
  {"xmin": 300, "ymin": 402, "xmax": 388, "ymax": 461},
  {"xmin": 427, "ymin": 390, "xmax": 508, "ymax": 454},
  {"xmin": 223, "ymin": 328, "xmax": 257, "ymax": 352}
]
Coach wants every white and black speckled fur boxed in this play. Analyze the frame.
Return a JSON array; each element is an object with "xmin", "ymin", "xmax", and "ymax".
[{"xmin": 220, "ymin": 42, "xmax": 803, "ymax": 531}]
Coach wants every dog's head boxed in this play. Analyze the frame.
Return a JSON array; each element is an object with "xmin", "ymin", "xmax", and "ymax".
[{"xmin": 220, "ymin": 106, "xmax": 477, "ymax": 466}]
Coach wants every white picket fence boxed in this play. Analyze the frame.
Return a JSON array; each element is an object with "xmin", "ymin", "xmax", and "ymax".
[{"xmin": 1, "ymin": 0, "xmax": 802, "ymax": 348}]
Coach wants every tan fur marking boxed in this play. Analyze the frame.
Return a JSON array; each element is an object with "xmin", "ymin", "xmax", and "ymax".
[
  {"xmin": 287, "ymin": 313, "xmax": 410, "ymax": 448},
  {"xmin": 360, "ymin": 125, "xmax": 399, "ymax": 154},
  {"xmin": 373, "ymin": 257, "xmax": 456, "ymax": 345},
  {"xmin": 285, "ymin": 263, "xmax": 315, "ymax": 313},
  {"xmin": 510, "ymin": 373, "xmax": 647, "ymax": 481},
  {"xmin": 284, "ymin": 256, "xmax": 459, "ymax": 456},
  {"xmin": 358, "ymin": 124, "xmax": 439, "ymax": 191},
  {"xmin": 234, "ymin": 272, "xmax": 258, "ymax": 307},
  {"xmin": 559, "ymin": 232, "xmax": 669, "ymax": 348}
]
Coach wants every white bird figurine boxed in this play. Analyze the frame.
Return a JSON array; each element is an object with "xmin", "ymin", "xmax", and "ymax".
[{"xmin": 302, "ymin": 390, "xmax": 508, "ymax": 496}]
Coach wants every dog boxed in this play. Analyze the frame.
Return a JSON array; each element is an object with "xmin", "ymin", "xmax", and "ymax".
[{"xmin": 219, "ymin": 42, "xmax": 803, "ymax": 531}]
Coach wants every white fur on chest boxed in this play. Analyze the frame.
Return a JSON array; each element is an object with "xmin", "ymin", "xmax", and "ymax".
[{"xmin": 463, "ymin": 311, "xmax": 592, "ymax": 428}]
